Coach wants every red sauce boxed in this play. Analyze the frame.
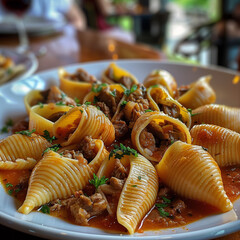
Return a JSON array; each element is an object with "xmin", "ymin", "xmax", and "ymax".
[{"xmin": 1, "ymin": 164, "xmax": 240, "ymax": 233}]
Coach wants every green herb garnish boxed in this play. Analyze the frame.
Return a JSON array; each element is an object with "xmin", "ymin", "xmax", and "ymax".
[
  {"xmin": 15, "ymin": 129, "xmax": 36, "ymax": 136},
  {"xmin": 74, "ymin": 97, "xmax": 80, "ymax": 104},
  {"xmin": 202, "ymin": 146, "xmax": 208, "ymax": 151},
  {"xmin": 55, "ymin": 101, "xmax": 66, "ymax": 106},
  {"xmin": 138, "ymin": 176, "xmax": 142, "ymax": 180},
  {"xmin": 84, "ymin": 101, "xmax": 91, "ymax": 106},
  {"xmin": 91, "ymin": 83, "xmax": 108, "ymax": 93},
  {"xmin": 124, "ymin": 84, "xmax": 137, "ymax": 96},
  {"xmin": 109, "ymin": 89, "xmax": 116, "ymax": 97},
  {"xmin": 109, "ymin": 143, "xmax": 138, "ymax": 160},
  {"xmin": 38, "ymin": 102, "xmax": 44, "ymax": 108},
  {"xmin": 0, "ymin": 119, "xmax": 13, "ymax": 134},
  {"xmin": 131, "ymin": 185, "xmax": 138, "ymax": 187},
  {"xmin": 120, "ymin": 100, "xmax": 127, "ymax": 106},
  {"xmin": 145, "ymin": 109, "xmax": 153, "ymax": 112},
  {"xmin": 40, "ymin": 204, "xmax": 50, "ymax": 214},
  {"xmin": 187, "ymin": 108, "xmax": 200, "ymax": 117},
  {"xmin": 6, "ymin": 182, "xmax": 13, "ymax": 188},
  {"xmin": 43, "ymin": 144, "xmax": 61, "ymax": 154},
  {"xmin": 89, "ymin": 173, "xmax": 108, "ymax": 190},
  {"xmin": 42, "ymin": 130, "xmax": 56, "ymax": 143},
  {"xmin": 155, "ymin": 196, "xmax": 172, "ymax": 217}
]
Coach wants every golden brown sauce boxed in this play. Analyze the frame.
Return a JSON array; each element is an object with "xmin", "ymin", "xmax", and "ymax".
[{"xmin": 0, "ymin": 166, "xmax": 240, "ymax": 233}]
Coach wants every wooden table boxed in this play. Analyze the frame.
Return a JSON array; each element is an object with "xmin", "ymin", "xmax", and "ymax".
[{"xmin": 0, "ymin": 25, "xmax": 238, "ymax": 240}]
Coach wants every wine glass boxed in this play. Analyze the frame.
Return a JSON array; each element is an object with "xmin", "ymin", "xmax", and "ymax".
[{"xmin": 1, "ymin": 0, "xmax": 31, "ymax": 53}]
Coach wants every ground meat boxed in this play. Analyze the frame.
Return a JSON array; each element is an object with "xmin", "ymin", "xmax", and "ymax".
[
  {"xmin": 100, "ymin": 177, "xmax": 125, "ymax": 195},
  {"xmin": 78, "ymin": 136, "xmax": 96, "ymax": 162},
  {"xmin": 70, "ymin": 68, "xmax": 98, "ymax": 83},
  {"xmin": 46, "ymin": 86, "xmax": 76, "ymax": 106},
  {"xmin": 139, "ymin": 129, "xmax": 156, "ymax": 153},
  {"xmin": 118, "ymin": 76, "xmax": 133, "ymax": 89},
  {"xmin": 177, "ymin": 85, "xmax": 190, "ymax": 98},
  {"xmin": 112, "ymin": 120, "xmax": 128, "ymax": 139},
  {"xmin": 111, "ymin": 158, "xmax": 128, "ymax": 179},
  {"xmin": 97, "ymin": 88, "xmax": 119, "ymax": 113},
  {"xmin": 96, "ymin": 102, "xmax": 111, "ymax": 117},
  {"xmin": 50, "ymin": 190, "xmax": 107, "ymax": 226},
  {"xmin": 12, "ymin": 117, "xmax": 29, "ymax": 133}
]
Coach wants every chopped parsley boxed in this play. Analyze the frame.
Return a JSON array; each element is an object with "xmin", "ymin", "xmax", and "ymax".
[
  {"xmin": 55, "ymin": 101, "xmax": 66, "ymax": 106},
  {"xmin": 109, "ymin": 143, "xmax": 138, "ymax": 160},
  {"xmin": 131, "ymin": 185, "xmax": 138, "ymax": 187},
  {"xmin": 202, "ymin": 146, "xmax": 208, "ymax": 151},
  {"xmin": 187, "ymin": 108, "xmax": 200, "ymax": 117},
  {"xmin": 40, "ymin": 204, "xmax": 50, "ymax": 214},
  {"xmin": 84, "ymin": 101, "xmax": 91, "ymax": 106},
  {"xmin": 74, "ymin": 97, "xmax": 80, "ymax": 104},
  {"xmin": 138, "ymin": 176, "xmax": 142, "ymax": 180},
  {"xmin": 124, "ymin": 84, "xmax": 138, "ymax": 96},
  {"xmin": 120, "ymin": 100, "xmax": 127, "ymax": 106},
  {"xmin": 89, "ymin": 173, "xmax": 108, "ymax": 190},
  {"xmin": 93, "ymin": 96, "xmax": 99, "ymax": 104},
  {"xmin": 43, "ymin": 144, "xmax": 61, "ymax": 154},
  {"xmin": 145, "ymin": 109, "xmax": 153, "ymax": 112},
  {"xmin": 109, "ymin": 89, "xmax": 116, "ymax": 97},
  {"xmin": 0, "ymin": 119, "xmax": 13, "ymax": 134},
  {"xmin": 16, "ymin": 129, "xmax": 36, "ymax": 137},
  {"xmin": 42, "ymin": 130, "xmax": 57, "ymax": 143},
  {"xmin": 91, "ymin": 83, "xmax": 108, "ymax": 93},
  {"xmin": 155, "ymin": 196, "xmax": 172, "ymax": 217},
  {"xmin": 38, "ymin": 102, "xmax": 44, "ymax": 108}
]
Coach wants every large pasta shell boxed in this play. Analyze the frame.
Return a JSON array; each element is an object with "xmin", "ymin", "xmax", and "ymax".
[
  {"xmin": 131, "ymin": 111, "xmax": 191, "ymax": 162},
  {"xmin": 53, "ymin": 105, "xmax": 115, "ymax": 146},
  {"xmin": 191, "ymin": 124, "xmax": 240, "ymax": 167},
  {"xmin": 58, "ymin": 68, "xmax": 93, "ymax": 103},
  {"xmin": 177, "ymin": 75, "xmax": 216, "ymax": 109},
  {"xmin": 147, "ymin": 85, "xmax": 191, "ymax": 128},
  {"xmin": 18, "ymin": 139, "xmax": 108, "ymax": 214},
  {"xmin": 0, "ymin": 134, "xmax": 51, "ymax": 170},
  {"xmin": 191, "ymin": 104, "xmax": 240, "ymax": 133},
  {"xmin": 29, "ymin": 103, "xmax": 71, "ymax": 136},
  {"xmin": 155, "ymin": 141, "xmax": 233, "ymax": 212},
  {"xmin": 24, "ymin": 90, "xmax": 44, "ymax": 114},
  {"xmin": 83, "ymin": 83, "xmax": 125, "ymax": 120},
  {"xmin": 143, "ymin": 69, "xmax": 177, "ymax": 98},
  {"xmin": 98, "ymin": 153, "xmax": 158, "ymax": 234},
  {"xmin": 101, "ymin": 62, "xmax": 138, "ymax": 87}
]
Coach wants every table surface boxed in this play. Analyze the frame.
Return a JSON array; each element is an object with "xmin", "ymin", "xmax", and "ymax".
[{"xmin": 0, "ymin": 25, "xmax": 239, "ymax": 240}]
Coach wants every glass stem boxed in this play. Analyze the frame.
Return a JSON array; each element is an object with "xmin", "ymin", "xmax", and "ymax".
[{"xmin": 16, "ymin": 17, "xmax": 29, "ymax": 54}]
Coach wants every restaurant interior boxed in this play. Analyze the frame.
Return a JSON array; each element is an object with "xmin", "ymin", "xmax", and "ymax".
[{"xmin": 0, "ymin": 0, "xmax": 240, "ymax": 240}]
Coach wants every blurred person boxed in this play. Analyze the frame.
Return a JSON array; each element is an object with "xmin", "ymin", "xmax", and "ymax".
[{"xmin": 0, "ymin": 0, "xmax": 87, "ymax": 30}]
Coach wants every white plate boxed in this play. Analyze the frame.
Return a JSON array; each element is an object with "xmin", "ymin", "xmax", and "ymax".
[
  {"xmin": 0, "ymin": 60, "xmax": 240, "ymax": 240},
  {"xmin": 0, "ymin": 48, "xmax": 38, "ymax": 85},
  {"xmin": 0, "ymin": 16, "xmax": 66, "ymax": 36}
]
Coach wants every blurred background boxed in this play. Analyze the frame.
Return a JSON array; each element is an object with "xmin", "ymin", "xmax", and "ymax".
[
  {"xmin": 80, "ymin": 0, "xmax": 240, "ymax": 70},
  {"xmin": 0, "ymin": 0, "xmax": 240, "ymax": 70}
]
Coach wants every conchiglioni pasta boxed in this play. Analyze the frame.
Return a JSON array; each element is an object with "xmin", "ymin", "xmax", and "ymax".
[
  {"xmin": 143, "ymin": 69, "xmax": 177, "ymax": 98},
  {"xmin": 191, "ymin": 124, "xmax": 240, "ymax": 167},
  {"xmin": 155, "ymin": 141, "xmax": 233, "ymax": 212},
  {"xmin": 18, "ymin": 138, "xmax": 108, "ymax": 214},
  {"xmin": 0, "ymin": 133, "xmax": 51, "ymax": 170},
  {"xmin": 0, "ymin": 64, "xmax": 239, "ymax": 235},
  {"xmin": 131, "ymin": 111, "xmax": 191, "ymax": 162},
  {"xmin": 191, "ymin": 104, "xmax": 240, "ymax": 133},
  {"xmin": 97, "ymin": 152, "xmax": 159, "ymax": 234},
  {"xmin": 177, "ymin": 75, "xmax": 216, "ymax": 109}
]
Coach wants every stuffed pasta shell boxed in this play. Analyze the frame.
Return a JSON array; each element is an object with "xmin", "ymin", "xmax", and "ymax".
[
  {"xmin": 24, "ymin": 86, "xmax": 76, "ymax": 114},
  {"xmin": 177, "ymin": 75, "xmax": 216, "ymax": 109},
  {"xmin": 191, "ymin": 124, "xmax": 240, "ymax": 167},
  {"xmin": 102, "ymin": 62, "xmax": 138, "ymax": 88},
  {"xmin": 0, "ymin": 133, "xmax": 50, "ymax": 170},
  {"xmin": 155, "ymin": 141, "xmax": 233, "ymax": 212},
  {"xmin": 147, "ymin": 85, "xmax": 191, "ymax": 128},
  {"xmin": 29, "ymin": 104, "xmax": 72, "ymax": 136},
  {"xmin": 18, "ymin": 138, "xmax": 108, "ymax": 214},
  {"xmin": 53, "ymin": 105, "xmax": 115, "ymax": 146},
  {"xmin": 59, "ymin": 68, "xmax": 99, "ymax": 103},
  {"xmin": 191, "ymin": 104, "xmax": 240, "ymax": 133},
  {"xmin": 97, "ymin": 146, "xmax": 159, "ymax": 234},
  {"xmin": 83, "ymin": 83, "xmax": 125, "ymax": 120},
  {"xmin": 143, "ymin": 69, "xmax": 177, "ymax": 98},
  {"xmin": 132, "ymin": 111, "xmax": 191, "ymax": 162}
]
